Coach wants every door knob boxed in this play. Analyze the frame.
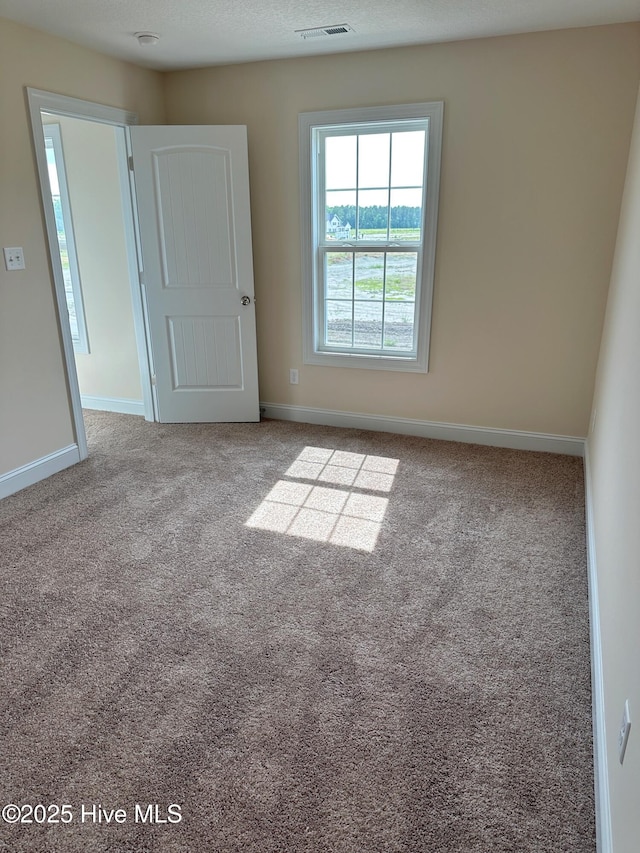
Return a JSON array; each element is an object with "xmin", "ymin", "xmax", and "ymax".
[{"xmin": 241, "ymin": 295, "xmax": 251, "ymax": 306}]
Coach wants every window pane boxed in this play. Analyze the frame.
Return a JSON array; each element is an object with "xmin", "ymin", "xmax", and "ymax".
[
  {"xmin": 385, "ymin": 253, "xmax": 417, "ymax": 301},
  {"xmin": 354, "ymin": 301, "xmax": 383, "ymax": 348},
  {"xmin": 45, "ymin": 144, "xmax": 61, "ymax": 194},
  {"xmin": 46, "ymin": 149, "xmax": 79, "ymax": 341},
  {"xmin": 390, "ymin": 130, "xmax": 426, "ymax": 188},
  {"xmin": 325, "ymin": 191, "xmax": 355, "ymax": 241},
  {"xmin": 45, "ymin": 127, "xmax": 88, "ymax": 354},
  {"xmin": 326, "ymin": 252, "xmax": 353, "ymax": 299},
  {"xmin": 383, "ymin": 302, "xmax": 415, "ymax": 351},
  {"xmin": 325, "ymin": 301, "xmax": 353, "ymax": 345},
  {"xmin": 389, "ymin": 189, "xmax": 423, "ymax": 242},
  {"xmin": 326, "ymin": 135, "xmax": 357, "ymax": 190},
  {"xmin": 354, "ymin": 252, "xmax": 384, "ymax": 300},
  {"xmin": 358, "ymin": 189, "xmax": 388, "ymax": 240},
  {"xmin": 59, "ymin": 235, "xmax": 79, "ymax": 341},
  {"xmin": 358, "ymin": 133, "xmax": 390, "ymax": 189}
]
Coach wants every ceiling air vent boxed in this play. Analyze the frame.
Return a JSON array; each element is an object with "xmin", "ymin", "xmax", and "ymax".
[{"xmin": 296, "ymin": 24, "xmax": 355, "ymax": 40}]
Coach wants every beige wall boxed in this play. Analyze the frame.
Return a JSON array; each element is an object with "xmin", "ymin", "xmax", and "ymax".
[
  {"xmin": 0, "ymin": 17, "xmax": 164, "ymax": 474},
  {"xmin": 165, "ymin": 24, "xmax": 640, "ymax": 437},
  {"xmin": 588, "ymin": 82, "xmax": 640, "ymax": 853},
  {"xmin": 46, "ymin": 115, "xmax": 142, "ymax": 403}
]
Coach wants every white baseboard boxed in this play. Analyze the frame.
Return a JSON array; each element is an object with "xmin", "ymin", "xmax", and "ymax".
[
  {"xmin": 583, "ymin": 443, "xmax": 613, "ymax": 853},
  {"xmin": 81, "ymin": 395, "xmax": 145, "ymax": 416},
  {"xmin": 260, "ymin": 403, "xmax": 586, "ymax": 456},
  {"xmin": 0, "ymin": 444, "xmax": 80, "ymax": 500}
]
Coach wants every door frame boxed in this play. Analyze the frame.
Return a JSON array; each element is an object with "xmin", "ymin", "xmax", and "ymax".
[{"xmin": 26, "ymin": 88, "xmax": 156, "ymax": 460}]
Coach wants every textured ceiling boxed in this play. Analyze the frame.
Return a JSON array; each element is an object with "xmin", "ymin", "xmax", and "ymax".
[{"xmin": 0, "ymin": 0, "xmax": 639, "ymax": 70}]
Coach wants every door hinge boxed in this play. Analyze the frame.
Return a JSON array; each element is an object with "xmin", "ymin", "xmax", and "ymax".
[
  {"xmin": 151, "ymin": 374, "xmax": 157, "ymax": 386},
  {"xmin": 128, "ymin": 155, "xmax": 134, "ymax": 171}
]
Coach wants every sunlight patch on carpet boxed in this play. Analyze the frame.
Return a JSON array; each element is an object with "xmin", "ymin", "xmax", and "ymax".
[{"xmin": 246, "ymin": 446, "xmax": 398, "ymax": 551}]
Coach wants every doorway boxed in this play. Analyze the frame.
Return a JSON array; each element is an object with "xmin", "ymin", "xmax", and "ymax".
[
  {"xmin": 42, "ymin": 113, "xmax": 147, "ymax": 418},
  {"xmin": 28, "ymin": 88, "xmax": 156, "ymax": 460}
]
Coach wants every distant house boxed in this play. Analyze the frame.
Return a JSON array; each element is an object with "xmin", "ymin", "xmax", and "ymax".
[{"xmin": 326, "ymin": 213, "xmax": 352, "ymax": 240}]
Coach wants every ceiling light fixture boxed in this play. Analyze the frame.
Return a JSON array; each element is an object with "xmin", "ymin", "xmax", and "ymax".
[{"xmin": 135, "ymin": 32, "xmax": 160, "ymax": 47}]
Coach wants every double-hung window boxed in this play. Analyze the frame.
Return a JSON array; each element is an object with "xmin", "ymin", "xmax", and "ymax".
[{"xmin": 299, "ymin": 102, "xmax": 443, "ymax": 372}]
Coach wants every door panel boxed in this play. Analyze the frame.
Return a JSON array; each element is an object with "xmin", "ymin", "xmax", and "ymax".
[
  {"xmin": 168, "ymin": 316, "xmax": 242, "ymax": 389},
  {"xmin": 155, "ymin": 146, "xmax": 234, "ymax": 289},
  {"xmin": 130, "ymin": 125, "xmax": 259, "ymax": 423}
]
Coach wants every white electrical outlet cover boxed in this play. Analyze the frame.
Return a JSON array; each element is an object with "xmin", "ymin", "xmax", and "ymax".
[{"xmin": 619, "ymin": 699, "xmax": 631, "ymax": 765}]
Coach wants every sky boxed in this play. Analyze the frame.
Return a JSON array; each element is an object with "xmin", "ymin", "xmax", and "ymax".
[
  {"xmin": 45, "ymin": 143, "xmax": 61, "ymax": 196},
  {"xmin": 325, "ymin": 130, "xmax": 426, "ymax": 208}
]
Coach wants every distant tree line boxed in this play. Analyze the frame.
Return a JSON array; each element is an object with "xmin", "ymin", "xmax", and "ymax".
[{"xmin": 327, "ymin": 205, "xmax": 421, "ymax": 230}]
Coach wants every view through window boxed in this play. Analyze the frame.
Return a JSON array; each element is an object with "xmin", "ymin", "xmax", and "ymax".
[
  {"xmin": 44, "ymin": 123, "xmax": 89, "ymax": 353},
  {"xmin": 322, "ymin": 126, "xmax": 426, "ymax": 354}
]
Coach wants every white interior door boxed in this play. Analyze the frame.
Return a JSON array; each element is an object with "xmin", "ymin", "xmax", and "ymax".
[{"xmin": 130, "ymin": 125, "xmax": 259, "ymax": 423}]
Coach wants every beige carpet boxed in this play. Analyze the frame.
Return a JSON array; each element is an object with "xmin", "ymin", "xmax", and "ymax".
[{"xmin": 0, "ymin": 412, "xmax": 594, "ymax": 852}]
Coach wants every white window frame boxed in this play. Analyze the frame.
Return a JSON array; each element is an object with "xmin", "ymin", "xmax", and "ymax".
[{"xmin": 299, "ymin": 101, "xmax": 443, "ymax": 373}]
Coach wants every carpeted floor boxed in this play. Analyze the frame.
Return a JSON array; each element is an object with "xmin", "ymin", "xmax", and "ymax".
[{"xmin": 0, "ymin": 412, "xmax": 594, "ymax": 852}]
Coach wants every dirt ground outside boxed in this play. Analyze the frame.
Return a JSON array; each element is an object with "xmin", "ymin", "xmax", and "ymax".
[{"xmin": 324, "ymin": 250, "xmax": 417, "ymax": 351}]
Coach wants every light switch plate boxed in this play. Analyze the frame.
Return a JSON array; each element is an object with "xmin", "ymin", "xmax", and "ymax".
[{"xmin": 4, "ymin": 247, "xmax": 25, "ymax": 271}]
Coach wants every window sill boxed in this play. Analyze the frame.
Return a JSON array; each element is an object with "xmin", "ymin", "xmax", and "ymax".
[{"xmin": 303, "ymin": 348, "xmax": 428, "ymax": 373}]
